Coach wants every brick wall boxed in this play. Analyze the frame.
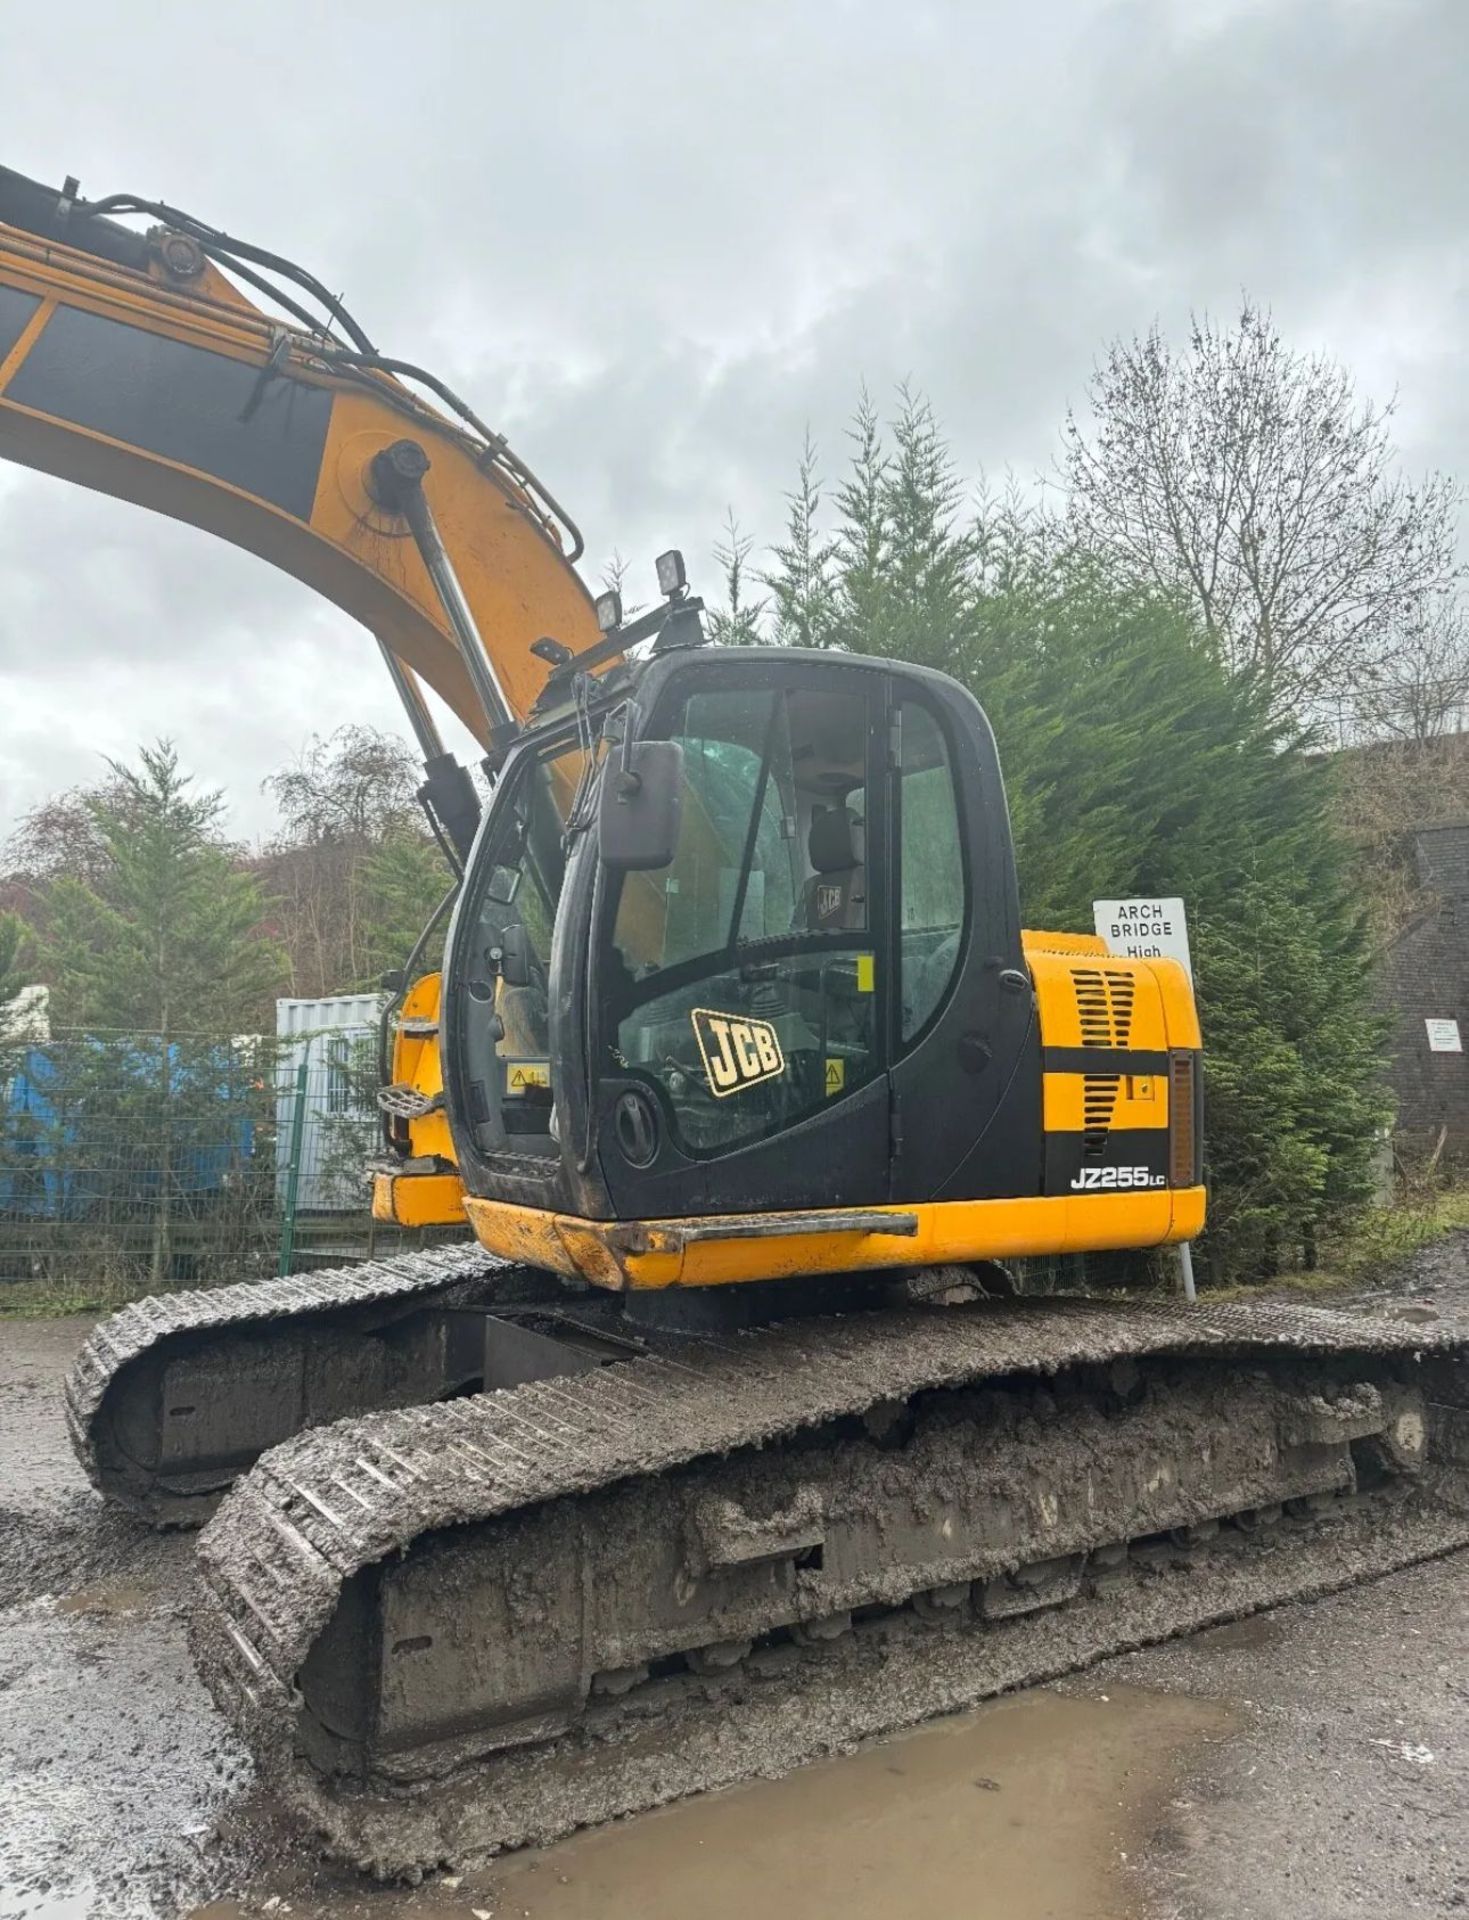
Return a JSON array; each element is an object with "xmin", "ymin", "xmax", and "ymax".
[{"xmin": 1378, "ymin": 822, "xmax": 1469, "ymax": 1154}]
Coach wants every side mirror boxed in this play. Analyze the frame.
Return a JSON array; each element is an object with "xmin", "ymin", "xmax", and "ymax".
[{"xmin": 598, "ymin": 740, "xmax": 684, "ymax": 871}]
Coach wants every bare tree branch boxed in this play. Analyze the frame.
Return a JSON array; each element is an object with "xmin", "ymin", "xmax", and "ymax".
[{"xmin": 1062, "ymin": 300, "xmax": 1464, "ymax": 723}]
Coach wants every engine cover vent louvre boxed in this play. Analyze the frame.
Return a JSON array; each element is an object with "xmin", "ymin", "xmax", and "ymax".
[
  {"xmin": 1071, "ymin": 968, "xmax": 1137, "ymax": 1160},
  {"xmin": 1071, "ymin": 967, "xmax": 1137, "ymax": 1049}
]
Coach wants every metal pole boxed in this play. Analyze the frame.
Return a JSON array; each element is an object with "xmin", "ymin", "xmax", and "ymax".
[
  {"xmin": 369, "ymin": 440, "xmax": 517, "ymax": 736},
  {"xmin": 1177, "ymin": 1240, "xmax": 1197, "ymax": 1304},
  {"xmin": 374, "ymin": 639, "xmax": 447, "ymax": 764},
  {"xmin": 277, "ymin": 1061, "xmax": 309, "ymax": 1278}
]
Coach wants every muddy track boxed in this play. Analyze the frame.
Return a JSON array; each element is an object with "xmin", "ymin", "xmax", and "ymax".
[
  {"xmin": 188, "ymin": 1294, "xmax": 1469, "ymax": 1872},
  {"xmin": 65, "ymin": 1244, "xmax": 508, "ymax": 1520},
  {"xmin": 290, "ymin": 1485, "xmax": 1469, "ymax": 1878}
]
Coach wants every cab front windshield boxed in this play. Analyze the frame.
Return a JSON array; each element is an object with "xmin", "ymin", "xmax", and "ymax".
[{"xmin": 603, "ymin": 682, "xmax": 880, "ymax": 1155}]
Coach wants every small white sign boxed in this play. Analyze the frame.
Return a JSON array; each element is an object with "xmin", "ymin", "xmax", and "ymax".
[
  {"xmin": 1094, "ymin": 897, "xmax": 1193, "ymax": 981},
  {"xmin": 1425, "ymin": 1018, "xmax": 1462, "ymax": 1054}
]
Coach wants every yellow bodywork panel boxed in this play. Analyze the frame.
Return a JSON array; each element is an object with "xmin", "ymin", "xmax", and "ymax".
[
  {"xmin": 1026, "ymin": 942, "xmax": 1199, "ymax": 1145},
  {"xmin": 391, "ymin": 973, "xmax": 456, "ymax": 1166},
  {"xmin": 372, "ymin": 971, "xmax": 466, "ymax": 1227},
  {"xmin": 464, "ymin": 1188, "xmax": 1208, "ymax": 1292},
  {"xmin": 373, "ymin": 1171, "xmax": 467, "ymax": 1228},
  {"xmin": 1022, "ymin": 943, "xmax": 1200, "ymax": 1053},
  {"xmin": 390, "ymin": 940, "xmax": 1206, "ymax": 1275}
]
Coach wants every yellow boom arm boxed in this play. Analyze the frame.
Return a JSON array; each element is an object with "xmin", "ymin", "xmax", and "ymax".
[{"xmin": 0, "ymin": 167, "xmax": 600, "ymax": 740}]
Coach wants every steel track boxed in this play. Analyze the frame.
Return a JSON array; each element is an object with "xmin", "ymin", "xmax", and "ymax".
[
  {"xmin": 64, "ymin": 1244, "xmax": 507, "ymax": 1519},
  {"xmin": 189, "ymin": 1295, "xmax": 1469, "ymax": 1793}
]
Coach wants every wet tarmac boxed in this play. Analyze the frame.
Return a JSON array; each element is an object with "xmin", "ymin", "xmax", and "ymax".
[
  {"xmin": 3, "ymin": 1237, "xmax": 1468, "ymax": 1920},
  {"xmin": 179, "ymin": 1686, "xmax": 1236, "ymax": 1920}
]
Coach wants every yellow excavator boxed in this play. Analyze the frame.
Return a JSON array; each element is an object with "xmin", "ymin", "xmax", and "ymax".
[{"xmin": 3, "ymin": 164, "xmax": 1465, "ymax": 1872}]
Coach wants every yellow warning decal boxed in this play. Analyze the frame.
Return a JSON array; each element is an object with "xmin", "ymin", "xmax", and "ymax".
[
  {"xmin": 855, "ymin": 954, "xmax": 876, "ymax": 993},
  {"xmin": 824, "ymin": 1057, "xmax": 846, "ymax": 1096},
  {"xmin": 691, "ymin": 1009, "xmax": 785, "ymax": 1098},
  {"xmin": 505, "ymin": 1058, "xmax": 551, "ymax": 1095}
]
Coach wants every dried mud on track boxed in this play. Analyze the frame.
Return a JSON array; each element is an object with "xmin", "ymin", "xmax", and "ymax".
[{"xmin": 2, "ymin": 1238, "xmax": 1468, "ymax": 1918}]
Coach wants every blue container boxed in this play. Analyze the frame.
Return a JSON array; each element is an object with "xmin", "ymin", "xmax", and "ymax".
[{"xmin": 0, "ymin": 1042, "xmax": 256, "ymax": 1221}]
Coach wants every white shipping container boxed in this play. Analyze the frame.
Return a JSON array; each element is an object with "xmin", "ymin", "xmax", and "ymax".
[{"xmin": 276, "ymin": 993, "xmax": 387, "ymax": 1213}]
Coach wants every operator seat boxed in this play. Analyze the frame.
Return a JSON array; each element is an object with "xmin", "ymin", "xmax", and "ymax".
[{"xmin": 801, "ymin": 805, "xmax": 868, "ymax": 931}]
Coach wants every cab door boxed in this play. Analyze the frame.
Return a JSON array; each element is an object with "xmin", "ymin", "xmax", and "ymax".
[
  {"xmin": 592, "ymin": 658, "xmax": 893, "ymax": 1220},
  {"xmin": 883, "ymin": 675, "xmax": 1041, "ymax": 1201}
]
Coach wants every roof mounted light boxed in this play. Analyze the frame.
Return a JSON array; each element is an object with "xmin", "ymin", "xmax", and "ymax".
[
  {"xmin": 594, "ymin": 589, "xmax": 623, "ymax": 634},
  {"xmin": 655, "ymin": 549, "xmax": 688, "ymax": 599}
]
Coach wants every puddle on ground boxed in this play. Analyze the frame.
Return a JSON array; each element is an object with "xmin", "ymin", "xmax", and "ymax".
[
  {"xmin": 55, "ymin": 1582, "xmax": 156, "ymax": 1616},
  {"xmin": 205, "ymin": 1683, "xmax": 1236, "ymax": 1920},
  {"xmin": 1192, "ymin": 1614, "xmax": 1283, "ymax": 1653},
  {"xmin": 0, "ymin": 1890, "xmax": 96, "ymax": 1920}
]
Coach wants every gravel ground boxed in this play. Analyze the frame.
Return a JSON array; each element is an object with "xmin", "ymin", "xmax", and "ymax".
[
  {"xmin": 1089, "ymin": 1555, "xmax": 1469, "ymax": 1920},
  {"xmin": 0, "ymin": 1234, "xmax": 1466, "ymax": 1920}
]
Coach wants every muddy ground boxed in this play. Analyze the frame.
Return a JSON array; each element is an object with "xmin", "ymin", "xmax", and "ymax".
[{"xmin": 1, "ymin": 1242, "xmax": 1466, "ymax": 1920}]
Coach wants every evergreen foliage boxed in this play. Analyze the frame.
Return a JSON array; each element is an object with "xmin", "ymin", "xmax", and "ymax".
[
  {"xmin": 0, "ymin": 910, "xmax": 28, "ymax": 1019},
  {"xmin": 358, "ymin": 824, "xmax": 454, "ymax": 984},
  {"xmin": 757, "ymin": 390, "xmax": 1389, "ymax": 1280},
  {"xmin": 975, "ymin": 560, "xmax": 1388, "ymax": 1280},
  {"xmin": 30, "ymin": 744, "xmax": 285, "ymax": 1285},
  {"xmin": 41, "ymin": 743, "xmax": 283, "ymax": 1034},
  {"xmin": 707, "ymin": 509, "xmax": 767, "ymax": 646},
  {"xmin": 763, "ymin": 433, "xmax": 840, "ymax": 650}
]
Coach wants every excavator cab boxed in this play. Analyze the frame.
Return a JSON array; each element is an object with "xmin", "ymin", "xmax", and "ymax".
[{"xmin": 438, "ymin": 630, "xmax": 1048, "ymax": 1286}]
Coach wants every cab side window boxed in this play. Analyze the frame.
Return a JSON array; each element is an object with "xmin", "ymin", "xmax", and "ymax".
[{"xmin": 897, "ymin": 702, "xmax": 966, "ymax": 1042}]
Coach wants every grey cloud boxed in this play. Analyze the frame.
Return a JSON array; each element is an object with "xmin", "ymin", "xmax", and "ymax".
[
  {"xmin": 1092, "ymin": 0, "xmax": 1469, "ymax": 265},
  {"xmin": 2, "ymin": 0, "xmax": 1463, "ymax": 841}
]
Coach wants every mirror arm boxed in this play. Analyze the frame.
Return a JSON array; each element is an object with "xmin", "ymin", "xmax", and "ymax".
[{"xmin": 615, "ymin": 701, "xmax": 641, "ymax": 796}]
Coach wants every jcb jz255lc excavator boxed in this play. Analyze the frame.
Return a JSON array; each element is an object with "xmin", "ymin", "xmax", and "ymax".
[{"xmin": 3, "ymin": 164, "xmax": 1466, "ymax": 1872}]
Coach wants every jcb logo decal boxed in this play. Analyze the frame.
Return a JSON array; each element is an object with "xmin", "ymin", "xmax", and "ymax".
[{"xmin": 691, "ymin": 1009, "xmax": 785, "ymax": 1097}]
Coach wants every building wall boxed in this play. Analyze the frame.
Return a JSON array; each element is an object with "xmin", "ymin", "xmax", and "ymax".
[{"xmin": 1378, "ymin": 823, "xmax": 1469, "ymax": 1154}]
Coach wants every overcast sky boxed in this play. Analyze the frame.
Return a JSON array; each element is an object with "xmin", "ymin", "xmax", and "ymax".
[{"xmin": 3, "ymin": 0, "xmax": 1464, "ymax": 843}]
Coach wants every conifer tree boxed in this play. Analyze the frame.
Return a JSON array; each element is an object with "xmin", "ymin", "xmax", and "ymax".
[
  {"xmin": 968, "ymin": 554, "xmax": 1388, "ymax": 1278},
  {"xmin": 707, "ymin": 509, "xmax": 768, "ymax": 645},
  {"xmin": 38, "ymin": 743, "xmax": 285, "ymax": 1284},
  {"xmin": 832, "ymin": 388, "xmax": 892, "ymax": 654},
  {"xmin": 752, "ymin": 399, "xmax": 1391, "ymax": 1279},
  {"xmin": 877, "ymin": 385, "xmax": 976, "ymax": 676},
  {"xmin": 763, "ymin": 432, "xmax": 840, "ymax": 649}
]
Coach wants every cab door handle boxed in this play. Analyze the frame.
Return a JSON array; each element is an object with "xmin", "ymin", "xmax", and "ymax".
[{"xmin": 998, "ymin": 968, "xmax": 1031, "ymax": 995}]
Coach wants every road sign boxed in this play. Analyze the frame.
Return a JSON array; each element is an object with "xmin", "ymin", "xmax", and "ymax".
[{"xmin": 1093, "ymin": 897, "xmax": 1193, "ymax": 981}]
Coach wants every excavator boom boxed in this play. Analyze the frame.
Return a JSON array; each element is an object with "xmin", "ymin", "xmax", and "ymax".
[{"xmin": 0, "ymin": 164, "xmax": 600, "ymax": 756}]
